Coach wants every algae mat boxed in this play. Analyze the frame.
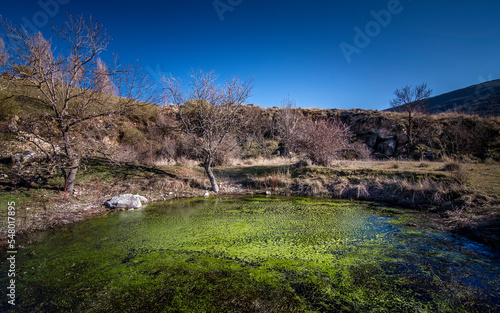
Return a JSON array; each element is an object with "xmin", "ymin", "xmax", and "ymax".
[{"xmin": 1, "ymin": 196, "xmax": 499, "ymax": 312}]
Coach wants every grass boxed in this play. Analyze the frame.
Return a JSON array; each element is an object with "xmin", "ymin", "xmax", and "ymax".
[{"xmin": 1, "ymin": 158, "xmax": 499, "ymax": 250}]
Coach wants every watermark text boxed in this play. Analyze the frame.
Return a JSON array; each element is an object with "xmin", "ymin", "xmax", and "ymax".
[
  {"xmin": 340, "ymin": 0, "xmax": 407, "ymax": 64},
  {"xmin": 6, "ymin": 201, "xmax": 17, "ymax": 306},
  {"xmin": 21, "ymin": 0, "xmax": 70, "ymax": 34},
  {"xmin": 213, "ymin": 0, "xmax": 243, "ymax": 22}
]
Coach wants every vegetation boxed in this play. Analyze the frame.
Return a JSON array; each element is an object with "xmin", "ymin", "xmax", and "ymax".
[
  {"xmin": 3, "ymin": 197, "xmax": 498, "ymax": 312},
  {"xmin": 1, "ymin": 11, "xmax": 499, "ymax": 313},
  {"xmin": 162, "ymin": 70, "xmax": 252, "ymax": 192},
  {"xmin": 390, "ymin": 83, "xmax": 433, "ymax": 149},
  {"xmin": 0, "ymin": 11, "xmax": 499, "ymax": 252},
  {"xmin": 0, "ymin": 14, "xmax": 159, "ymax": 193}
]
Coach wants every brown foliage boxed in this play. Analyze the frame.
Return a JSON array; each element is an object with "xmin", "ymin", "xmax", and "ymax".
[{"xmin": 296, "ymin": 119, "xmax": 353, "ymax": 166}]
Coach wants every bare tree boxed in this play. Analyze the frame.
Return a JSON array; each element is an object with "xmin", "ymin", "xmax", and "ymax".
[
  {"xmin": 162, "ymin": 70, "xmax": 252, "ymax": 192},
  {"xmin": 0, "ymin": 14, "xmax": 159, "ymax": 193},
  {"xmin": 390, "ymin": 83, "xmax": 432, "ymax": 148},
  {"xmin": 276, "ymin": 96, "xmax": 302, "ymax": 156}
]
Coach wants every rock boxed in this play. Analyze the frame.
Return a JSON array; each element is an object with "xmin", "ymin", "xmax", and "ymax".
[
  {"xmin": 375, "ymin": 138, "xmax": 397, "ymax": 156},
  {"xmin": 105, "ymin": 194, "xmax": 148, "ymax": 209},
  {"xmin": 204, "ymin": 191, "xmax": 210, "ymax": 197},
  {"xmin": 11, "ymin": 151, "xmax": 36, "ymax": 165}
]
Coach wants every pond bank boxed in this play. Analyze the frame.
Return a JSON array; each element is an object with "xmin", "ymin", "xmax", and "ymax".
[{"xmin": 1, "ymin": 159, "xmax": 499, "ymax": 251}]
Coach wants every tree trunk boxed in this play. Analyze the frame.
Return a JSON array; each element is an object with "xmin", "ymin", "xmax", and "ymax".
[
  {"xmin": 204, "ymin": 159, "xmax": 219, "ymax": 193},
  {"xmin": 61, "ymin": 128, "xmax": 80, "ymax": 194},
  {"xmin": 65, "ymin": 160, "xmax": 79, "ymax": 193}
]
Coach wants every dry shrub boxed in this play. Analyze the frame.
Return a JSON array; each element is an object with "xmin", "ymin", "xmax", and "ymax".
[
  {"xmin": 298, "ymin": 178, "xmax": 328, "ymax": 196},
  {"xmin": 212, "ymin": 135, "xmax": 241, "ymax": 166},
  {"xmin": 158, "ymin": 136, "xmax": 177, "ymax": 162},
  {"xmin": 444, "ymin": 162, "xmax": 461, "ymax": 172},
  {"xmin": 297, "ymin": 118, "xmax": 352, "ymax": 166},
  {"xmin": 115, "ymin": 144, "xmax": 139, "ymax": 163},
  {"xmin": 350, "ymin": 141, "xmax": 372, "ymax": 160},
  {"xmin": 443, "ymin": 162, "xmax": 469, "ymax": 185},
  {"xmin": 393, "ymin": 175, "xmax": 464, "ymax": 205},
  {"xmin": 355, "ymin": 182, "xmax": 370, "ymax": 198},
  {"xmin": 249, "ymin": 170, "xmax": 292, "ymax": 190},
  {"xmin": 328, "ymin": 177, "xmax": 350, "ymax": 197}
]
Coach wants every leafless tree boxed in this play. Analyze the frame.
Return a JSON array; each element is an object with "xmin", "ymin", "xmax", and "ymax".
[
  {"xmin": 390, "ymin": 83, "xmax": 432, "ymax": 149},
  {"xmin": 162, "ymin": 70, "xmax": 252, "ymax": 192},
  {"xmin": 0, "ymin": 13, "xmax": 159, "ymax": 193},
  {"xmin": 276, "ymin": 96, "xmax": 302, "ymax": 156}
]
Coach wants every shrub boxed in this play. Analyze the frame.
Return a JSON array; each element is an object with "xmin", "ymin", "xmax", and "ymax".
[
  {"xmin": 444, "ymin": 162, "xmax": 461, "ymax": 172},
  {"xmin": 297, "ymin": 119, "xmax": 353, "ymax": 166},
  {"xmin": 444, "ymin": 162, "xmax": 469, "ymax": 185},
  {"xmin": 248, "ymin": 170, "xmax": 292, "ymax": 190},
  {"xmin": 120, "ymin": 127, "xmax": 146, "ymax": 148}
]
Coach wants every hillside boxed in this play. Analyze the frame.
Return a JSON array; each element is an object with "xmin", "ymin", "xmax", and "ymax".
[{"xmin": 387, "ymin": 79, "xmax": 500, "ymax": 116}]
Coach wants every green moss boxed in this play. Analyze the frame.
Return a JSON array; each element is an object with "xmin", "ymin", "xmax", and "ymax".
[{"xmin": 1, "ymin": 196, "xmax": 498, "ymax": 312}]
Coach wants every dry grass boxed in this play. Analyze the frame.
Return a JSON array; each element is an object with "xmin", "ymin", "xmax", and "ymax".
[
  {"xmin": 328, "ymin": 160, "xmax": 448, "ymax": 173},
  {"xmin": 247, "ymin": 169, "xmax": 292, "ymax": 190},
  {"xmin": 226, "ymin": 156, "xmax": 299, "ymax": 167}
]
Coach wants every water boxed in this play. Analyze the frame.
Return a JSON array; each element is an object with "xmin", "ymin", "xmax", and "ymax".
[{"xmin": 1, "ymin": 196, "xmax": 499, "ymax": 312}]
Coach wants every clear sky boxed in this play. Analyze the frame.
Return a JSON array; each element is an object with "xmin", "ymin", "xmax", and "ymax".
[{"xmin": 1, "ymin": 0, "xmax": 500, "ymax": 110}]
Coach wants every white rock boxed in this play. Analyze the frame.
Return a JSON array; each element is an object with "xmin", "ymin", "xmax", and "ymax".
[{"xmin": 105, "ymin": 194, "xmax": 147, "ymax": 209}]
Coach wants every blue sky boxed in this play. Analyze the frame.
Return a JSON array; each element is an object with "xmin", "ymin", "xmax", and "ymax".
[{"xmin": 1, "ymin": 0, "xmax": 500, "ymax": 109}]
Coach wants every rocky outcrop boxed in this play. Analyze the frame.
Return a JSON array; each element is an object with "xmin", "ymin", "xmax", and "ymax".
[
  {"xmin": 105, "ymin": 194, "xmax": 148, "ymax": 209},
  {"xmin": 337, "ymin": 111, "xmax": 408, "ymax": 157}
]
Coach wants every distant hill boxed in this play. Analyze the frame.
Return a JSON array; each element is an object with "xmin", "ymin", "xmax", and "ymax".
[{"xmin": 387, "ymin": 79, "xmax": 500, "ymax": 117}]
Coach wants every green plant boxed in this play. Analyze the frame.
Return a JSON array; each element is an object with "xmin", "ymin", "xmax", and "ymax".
[{"xmin": 120, "ymin": 127, "xmax": 146, "ymax": 148}]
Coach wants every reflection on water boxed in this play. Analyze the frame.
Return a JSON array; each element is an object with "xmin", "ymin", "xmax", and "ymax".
[{"xmin": 1, "ymin": 196, "xmax": 499, "ymax": 312}]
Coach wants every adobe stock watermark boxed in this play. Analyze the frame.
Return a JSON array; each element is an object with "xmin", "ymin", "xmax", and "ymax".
[
  {"xmin": 146, "ymin": 64, "xmax": 166, "ymax": 84},
  {"xmin": 6, "ymin": 201, "xmax": 17, "ymax": 306},
  {"xmin": 213, "ymin": 0, "xmax": 243, "ymax": 22},
  {"xmin": 340, "ymin": 0, "xmax": 409, "ymax": 64},
  {"xmin": 21, "ymin": 0, "xmax": 70, "ymax": 34}
]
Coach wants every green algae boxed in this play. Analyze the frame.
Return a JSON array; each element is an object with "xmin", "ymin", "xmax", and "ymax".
[{"xmin": 1, "ymin": 196, "xmax": 499, "ymax": 312}]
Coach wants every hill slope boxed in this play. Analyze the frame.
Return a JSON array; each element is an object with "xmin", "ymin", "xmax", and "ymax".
[{"xmin": 387, "ymin": 79, "xmax": 500, "ymax": 116}]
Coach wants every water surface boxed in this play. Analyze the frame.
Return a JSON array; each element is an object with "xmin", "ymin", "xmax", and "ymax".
[{"xmin": 1, "ymin": 196, "xmax": 499, "ymax": 312}]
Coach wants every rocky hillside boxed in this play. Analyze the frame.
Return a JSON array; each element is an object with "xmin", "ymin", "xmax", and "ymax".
[
  {"xmin": 1, "ymin": 84, "xmax": 500, "ymax": 164},
  {"xmin": 298, "ymin": 108, "xmax": 500, "ymax": 160}
]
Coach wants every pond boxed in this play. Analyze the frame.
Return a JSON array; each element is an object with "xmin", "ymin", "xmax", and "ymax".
[{"xmin": 1, "ymin": 196, "xmax": 499, "ymax": 312}]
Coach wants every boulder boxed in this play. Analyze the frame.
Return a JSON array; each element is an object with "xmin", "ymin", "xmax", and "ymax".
[
  {"xmin": 105, "ymin": 194, "xmax": 148, "ymax": 209},
  {"xmin": 376, "ymin": 138, "xmax": 397, "ymax": 156},
  {"xmin": 11, "ymin": 151, "xmax": 36, "ymax": 165}
]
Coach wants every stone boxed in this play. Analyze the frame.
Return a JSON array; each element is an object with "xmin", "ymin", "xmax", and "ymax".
[
  {"xmin": 375, "ymin": 138, "xmax": 397, "ymax": 156},
  {"xmin": 11, "ymin": 151, "xmax": 36, "ymax": 165},
  {"xmin": 105, "ymin": 194, "xmax": 148, "ymax": 209}
]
